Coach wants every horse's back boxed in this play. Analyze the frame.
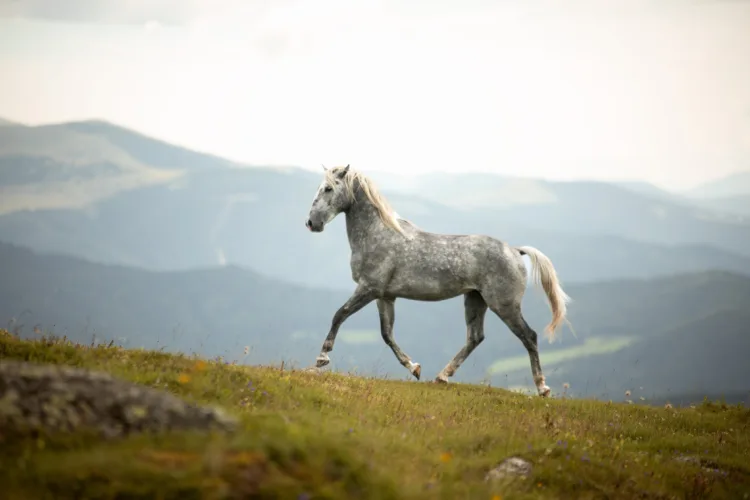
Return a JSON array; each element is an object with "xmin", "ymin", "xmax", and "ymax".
[{"xmin": 382, "ymin": 227, "xmax": 524, "ymax": 300}]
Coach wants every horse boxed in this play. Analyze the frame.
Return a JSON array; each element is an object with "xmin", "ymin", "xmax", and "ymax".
[{"xmin": 304, "ymin": 164, "xmax": 570, "ymax": 396}]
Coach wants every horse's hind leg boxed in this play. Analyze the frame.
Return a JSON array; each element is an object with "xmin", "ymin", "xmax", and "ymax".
[
  {"xmin": 435, "ymin": 291, "xmax": 487, "ymax": 384},
  {"xmin": 485, "ymin": 296, "xmax": 550, "ymax": 397},
  {"xmin": 377, "ymin": 298, "xmax": 421, "ymax": 380}
]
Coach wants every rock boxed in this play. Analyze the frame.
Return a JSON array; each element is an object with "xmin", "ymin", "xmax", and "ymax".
[
  {"xmin": 485, "ymin": 457, "xmax": 533, "ymax": 482},
  {"xmin": 0, "ymin": 360, "xmax": 238, "ymax": 439}
]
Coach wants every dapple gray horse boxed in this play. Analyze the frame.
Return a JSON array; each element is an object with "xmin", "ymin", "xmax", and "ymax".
[{"xmin": 305, "ymin": 165, "xmax": 570, "ymax": 396}]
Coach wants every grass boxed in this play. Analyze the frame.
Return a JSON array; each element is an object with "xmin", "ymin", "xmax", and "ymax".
[{"xmin": 1, "ymin": 330, "xmax": 749, "ymax": 499}]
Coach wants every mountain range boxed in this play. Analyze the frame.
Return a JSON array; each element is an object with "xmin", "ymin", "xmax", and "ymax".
[
  {"xmin": 1, "ymin": 119, "xmax": 749, "ymax": 290},
  {"xmin": 2, "ymin": 241, "xmax": 749, "ymax": 404},
  {"xmin": 0, "ymin": 116, "xmax": 748, "ymax": 404}
]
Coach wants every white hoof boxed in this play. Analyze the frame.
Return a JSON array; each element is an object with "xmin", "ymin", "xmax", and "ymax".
[
  {"xmin": 409, "ymin": 362, "xmax": 421, "ymax": 380},
  {"xmin": 315, "ymin": 353, "xmax": 330, "ymax": 368}
]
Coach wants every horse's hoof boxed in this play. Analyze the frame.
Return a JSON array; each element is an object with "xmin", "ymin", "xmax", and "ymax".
[
  {"xmin": 434, "ymin": 375, "xmax": 449, "ymax": 384},
  {"xmin": 539, "ymin": 386, "xmax": 551, "ymax": 398},
  {"xmin": 410, "ymin": 363, "xmax": 421, "ymax": 380},
  {"xmin": 315, "ymin": 355, "xmax": 330, "ymax": 368}
]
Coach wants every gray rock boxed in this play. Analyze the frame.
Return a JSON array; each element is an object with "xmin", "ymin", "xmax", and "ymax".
[
  {"xmin": 485, "ymin": 457, "xmax": 533, "ymax": 482},
  {"xmin": 0, "ymin": 360, "xmax": 238, "ymax": 439}
]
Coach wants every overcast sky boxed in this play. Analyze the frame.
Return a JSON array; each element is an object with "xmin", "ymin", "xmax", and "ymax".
[{"xmin": 1, "ymin": 0, "xmax": 748, "ymax": 189}]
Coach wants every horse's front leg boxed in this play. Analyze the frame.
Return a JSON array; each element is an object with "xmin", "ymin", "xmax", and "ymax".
[
  {"xmin": 316, "ymin": 285, "xmax": 378, "ymax": 367},
  {"xmin": 377, "ymin": 298, "xmax": 421, "ymax": 380}
]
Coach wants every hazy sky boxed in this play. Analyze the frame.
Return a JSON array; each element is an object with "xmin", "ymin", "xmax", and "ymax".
[{"xmin": 1, "ymin": 0, "xmax": 749, "ymax": 189}]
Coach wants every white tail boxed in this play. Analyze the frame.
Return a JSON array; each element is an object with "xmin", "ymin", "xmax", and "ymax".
[{"xmin": 516, "ymin": 245, "xmax": 571, "ymax": 342}]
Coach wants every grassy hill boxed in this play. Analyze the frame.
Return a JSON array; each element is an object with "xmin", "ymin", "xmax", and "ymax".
[
  {"xmin": 3, "ymin": 241, "xmax": 750, "ymax": 402},
  {"xmin": 1, "ymin": 330, "xmax": 749, "ymax": 499}
]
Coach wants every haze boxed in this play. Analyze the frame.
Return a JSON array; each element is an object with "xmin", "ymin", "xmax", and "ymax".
[{"xmin": 1, "ymin": 0, "xmax": 749, "ymax": 190}]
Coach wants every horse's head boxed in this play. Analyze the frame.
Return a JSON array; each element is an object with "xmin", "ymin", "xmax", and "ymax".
[{"xmin": 305, "ymin": 164, "xmax": 353, "ymax": 233}]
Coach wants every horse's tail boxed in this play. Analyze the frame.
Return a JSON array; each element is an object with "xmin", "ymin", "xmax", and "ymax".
[{"xmin": 516, "ymin": 246, "xmax": 571, "ymax": 343}]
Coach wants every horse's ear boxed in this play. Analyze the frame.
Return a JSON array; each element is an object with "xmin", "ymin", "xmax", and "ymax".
[
  {"xmin": 337, "ymin": 164, "xmax": 350, "ymax": 178},
  {"xmin": 321, "ymin": 164, "xmax": 327, "ymax": 171}
]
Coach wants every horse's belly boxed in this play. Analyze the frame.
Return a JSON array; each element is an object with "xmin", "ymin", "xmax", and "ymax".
[
  {"xmin": 386, "ymin": 271, "xmax": 474, "ymax": 301},
  {"xmin": 397, "ymin": 288, "xmax": 469, "ymax": 302}
]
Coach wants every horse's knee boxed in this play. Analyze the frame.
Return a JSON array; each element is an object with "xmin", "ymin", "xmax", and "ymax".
[{"xmin": 473, "ymin": 330, "xmax": 485, "ymax": 345}]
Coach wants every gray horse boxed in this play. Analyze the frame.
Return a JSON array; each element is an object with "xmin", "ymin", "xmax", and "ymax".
[{"xmin": 305, "ymin": 165, "xmax": 570, "ymax": 396}]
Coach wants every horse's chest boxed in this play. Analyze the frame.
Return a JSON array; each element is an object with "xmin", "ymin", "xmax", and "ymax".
[{"xmin": 350, "ymin": 253, "xmax": 364, "ymax": 281}]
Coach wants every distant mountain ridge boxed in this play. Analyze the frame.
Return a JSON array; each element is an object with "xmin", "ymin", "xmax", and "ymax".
[
  {"xmin": 2, "ymin": 166, "xmax": 750, "ymax": 289},
  {"xmin": 692, "ymin": 194, "xmax": 750, "ymax": 218},
  {"xmin": 2, "ymin": 241, "xmax": 748, "ymax": 402},
  {"xmin": 1, "ymin": 116, "xmax": 749, "ymax": 403},
  {"xmin": 63, "ymin": 120, "xmax": 241, "ymax": 171},
  {"xmin": 1, "ymin": 118, "xmax": 750, "ymax": 290},
  {"xmin": 683, "ymin": 170, "xmax": 750, "ymax": 199}
]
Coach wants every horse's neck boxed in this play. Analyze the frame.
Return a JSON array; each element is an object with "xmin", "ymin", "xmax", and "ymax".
[{"xmin": 345, "ymin": 198, "xmax": 384, "ymax": 252}]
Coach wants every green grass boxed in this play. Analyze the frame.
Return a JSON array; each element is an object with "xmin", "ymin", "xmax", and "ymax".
[{"xmin": 1, "ymin": 330, "xmax": 749, "ymax": 499}]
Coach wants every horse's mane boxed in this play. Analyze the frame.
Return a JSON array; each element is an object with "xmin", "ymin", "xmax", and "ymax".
[{"xmin": 325, "ymin": 166, "xmax": 411, "ymax": 239}]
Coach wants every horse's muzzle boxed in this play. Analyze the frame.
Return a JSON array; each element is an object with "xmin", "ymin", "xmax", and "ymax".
[{"xmin": 305, "ymin": 218, "xmax": 323, "ymax": 232}]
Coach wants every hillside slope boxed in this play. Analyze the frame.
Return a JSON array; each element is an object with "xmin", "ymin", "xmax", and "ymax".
[
  {"xmin": 63, "ymin": 120, "xmax": 242, "ymax": 171},
  {"xmin": 2, "ymin": 242, "xmax": 750, "ymax": 400},
  {"xmin": 1, "ymin": 332, "xmax": 749, "ymax": 499},
  {"xmin": 0, "ymin": 123, "xmax": 181, "ymax": 214}
]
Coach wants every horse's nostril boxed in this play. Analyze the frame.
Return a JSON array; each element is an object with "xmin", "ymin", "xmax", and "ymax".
[{"xmin": 306, "ymin": 219, "xmax": 313, "ymax": 229}]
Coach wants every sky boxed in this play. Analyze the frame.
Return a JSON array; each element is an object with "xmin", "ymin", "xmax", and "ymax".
[{"xmin": 0, "ymin": 0, "xmax": 749, "ymax": 190}]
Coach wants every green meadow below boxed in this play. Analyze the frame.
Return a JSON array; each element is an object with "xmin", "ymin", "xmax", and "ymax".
[{"xmin": 1, "ymin": 330, "xmax": 749, "ymax": 499}]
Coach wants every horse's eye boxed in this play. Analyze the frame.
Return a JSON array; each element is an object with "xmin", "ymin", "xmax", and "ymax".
[{"xmin": 324, "ymin": 186, "xmax": 333, "ymax": 193}]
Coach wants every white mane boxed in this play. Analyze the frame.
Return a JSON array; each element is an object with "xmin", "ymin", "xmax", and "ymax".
[{"xmin": 325, "ymin": 166, "xmax": 412, "ymax": 238}]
